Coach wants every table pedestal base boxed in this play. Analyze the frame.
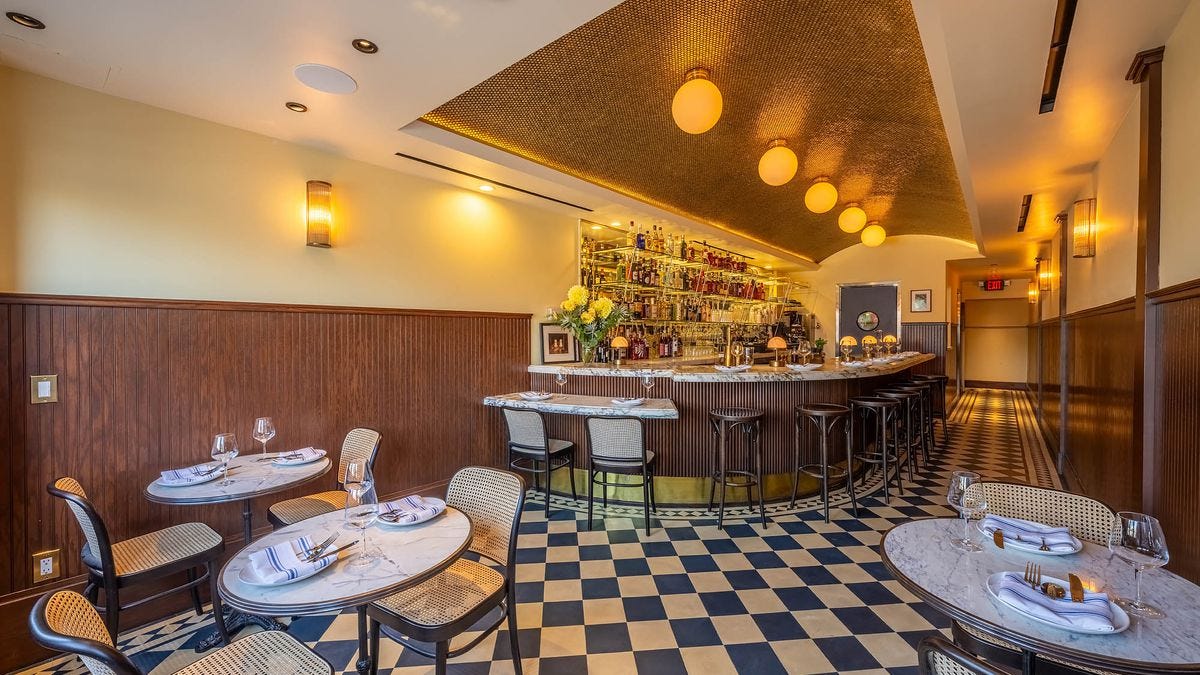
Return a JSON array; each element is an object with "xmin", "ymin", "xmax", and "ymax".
[{"xmin": 194, "ymin": 609, "xmax": 287, "ymax": 652}]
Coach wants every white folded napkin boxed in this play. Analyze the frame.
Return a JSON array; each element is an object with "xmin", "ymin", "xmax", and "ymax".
[
  {"xmin": 518, "ymin": 391, "xmax": 552, "ymax": 400},
  {"xmin": 996, "ymin": 572, "xmax": 1115, "ymax": 632},
  {"xmin": 273, "ymin": 447, "xmax": 325, "ymax": 465},
  {"xmin": 381, "ymin": 496, "xmax": 445, "ymax": 525},
  {"xmin": 981, "ymin": 515, "xmax": 1077, "ymax": 552},
  {"xmin": 245, "ymin": 536, "xmax": 335, "ymax": 585},
  {"xmin": 714, "ymin": 364, "xmax": 751, "ymax": 372},
  {"xmin": 612, "ymin": 397, "xmax": 645, "ymax": 406},
  {"xmin": 159, "ymin": 463, "xmax": 219, "ymax": 486}
]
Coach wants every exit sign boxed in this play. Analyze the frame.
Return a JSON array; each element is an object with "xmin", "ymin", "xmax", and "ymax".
[{"xmin": 979, "ymin": 279, "xmax": 1010, "ymax": 291}]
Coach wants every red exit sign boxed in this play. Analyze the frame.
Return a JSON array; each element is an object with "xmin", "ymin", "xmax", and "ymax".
[{"xmin": 984, "ymin": 278, "xmax": 1007, "ymax": 291}]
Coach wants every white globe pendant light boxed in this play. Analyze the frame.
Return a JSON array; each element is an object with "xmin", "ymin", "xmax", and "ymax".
[
  {"xmin": 758, "ymin": 140, "xmax": 798, "ymax": 186},
  {"xmin": 804, "ymin": 177, "xmax": 838, "ymax": 213},
  {"xmin": 838, "ymin": 203, "xmax": 867, "ymax": 233},
  {"xmin": 671, "ymin": 68, "xmax": 722, "ymax": 135},
  {"xmin": 861, "ymin": 221, "xmax": 886, "ymax": 247}
]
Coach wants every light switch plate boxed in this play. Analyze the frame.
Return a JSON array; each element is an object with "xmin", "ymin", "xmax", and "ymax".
[
  {"xmin": 32, "ymin": 549, "xmax": 61, "ymax": 583},
  {"xmin": 30, "ymin": 375, "xmax": 58, "ymax": 404}
]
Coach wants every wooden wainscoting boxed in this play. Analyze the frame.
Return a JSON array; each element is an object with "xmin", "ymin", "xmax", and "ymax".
[
  {"xmin": 1039, "ymin": 318, "xmax": 1061, "ymax": 456},
  {"xmin": 900, "ymin": 321, "xmax": 947, "ymax": 376},
  {"xmin": 0, "ymin": 294, "xmax": 530, "ymax": 672}
]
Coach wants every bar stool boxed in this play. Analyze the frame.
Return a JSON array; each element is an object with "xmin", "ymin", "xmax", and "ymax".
[
  {"xmin": 913, "ymin": 373, "xmax": 951, "ymax": 446},
  {"xmin": 501, "ymin": 408, "xmax": 578, "ymax": 518},
  {"xmin": 792, "ymin": 403, "xmax": 853, "ymax": 522},
  {"xmin": 874, "ymin": 388, "xmax": 921, "ymax": 480},
  {"xmin": 848, "ymin": 397, "xmax": 902, "ymax": 503},
  {"xmin": 895, "ymin": 380, "xmax": 936, "ymax": 464},
  {"xmin": 708, "ymin": 407, "xmax": 767, "ymax": 530},
  {"xmin": 585, "ymin": 416, "xmax": 658, "ymax": 536}
]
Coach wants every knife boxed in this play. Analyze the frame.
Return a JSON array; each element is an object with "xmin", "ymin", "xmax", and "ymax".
[
  {"xmin": 312, "ymin": 540, "xmax": 359, "ymax": 563},
  {"xmin": 1068, "ymin": 573, "xmax": 1084, "ymax": 603},
  {"xmin": 992, "ymin": 529, "xmax": 1005, "ymax": 549},
  {"xmin": 301, "ymin": 533, "xmax": 339, "ymax": 562}
]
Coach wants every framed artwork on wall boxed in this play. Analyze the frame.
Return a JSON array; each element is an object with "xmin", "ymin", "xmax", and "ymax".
[
  {"xmin": 540, "ymin": 322, "xmax": 578, "ymax": 363},
  {"xmin": 910, "ymin": 289, "xmax": 932, "ymax": 313}
]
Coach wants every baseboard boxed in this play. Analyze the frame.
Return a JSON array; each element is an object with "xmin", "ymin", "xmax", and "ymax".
[{"xmin": 963, "ymin": 380, "xmax": 1025, "ymax": 390}]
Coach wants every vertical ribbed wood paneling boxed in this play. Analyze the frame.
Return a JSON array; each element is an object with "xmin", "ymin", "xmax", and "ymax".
[
  {"xmin": 1040, "ymin": 318, "xmax": 1061, "ymax": 452},
  {"xmin": 1152, "ymin": 288, "xmax": 1200, "ymax": 582},
  {"xmin": 531, "ymin": 369, "xmax": 915, "ymax": 477},
  {"xmin": 901, "ymin": 322, "xmax": 948, "ymax": 375},
  {"xmin": 1027, "ymin": 324, "xmax": 1039, "ymax": 401},
  {"xmin": 1064, "ymin": 301, "xmax": 1138, "ymax": 512},
  {"xmin": 0, "ymin": 295, "xmax": 529, "ymax": 632}
]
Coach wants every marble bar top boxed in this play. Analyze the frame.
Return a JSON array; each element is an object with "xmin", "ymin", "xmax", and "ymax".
[
  {"xmin": 529, "ymin": 353, "xmax": 934, "ymax": 383},
  {"xmin": 484, "ymin": 392, "xmax": 680, "ymax": 419}
]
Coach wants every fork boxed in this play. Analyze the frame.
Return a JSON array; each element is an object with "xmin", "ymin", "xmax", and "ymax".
[
  {"xmin": 301, "ymin": 533, "xmax": 339, "ymax": 562},
  {"xmin": 1024, "ymin": 562, "xmax": 1042, "ymax": 590},
  {"xmin": 1039, "ymin": 537, "xmax": 1051, "ymax": 552}
]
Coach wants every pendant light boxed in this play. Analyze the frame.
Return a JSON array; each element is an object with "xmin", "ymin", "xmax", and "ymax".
[
  {"xmin": 838, "ymin": 203, "xmax": 867, "ymax": 233},
  {"xmin": 804, "ymin": 177, "xmax": 838, "ymax": 213},
  {"xmin": 671, "ymin": 68, "xmax": 722, "ymax": 135},
  {"xmin": 757, "ymin": 140, "xmax": 798, "ymax": 186},
  {"xmin": 861, "ymin": 221, "xmax": 886, "ymax": 247}
]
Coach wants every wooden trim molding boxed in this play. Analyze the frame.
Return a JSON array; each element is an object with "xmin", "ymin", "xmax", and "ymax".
[
  {"xmin": 1147, "ymin": 277, "xmax": 1200, "ymax": 304},
  {"xmin": 1061, "ymin": 297, "xmax": 1136, "ymax": 321},
  {"xmin": 1125, "ymin": 46, "xmax": 1165, "ymax": 85}
]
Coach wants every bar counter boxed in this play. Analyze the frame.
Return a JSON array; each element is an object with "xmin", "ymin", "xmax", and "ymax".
[{"xmin": 525, "ymin": 353, "xmax": 936, "ymax": 506}]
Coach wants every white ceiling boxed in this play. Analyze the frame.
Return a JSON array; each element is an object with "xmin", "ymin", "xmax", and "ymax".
[{"xmin": 914, "ymin": 0, "xmax": 1189, "ymax": 281}]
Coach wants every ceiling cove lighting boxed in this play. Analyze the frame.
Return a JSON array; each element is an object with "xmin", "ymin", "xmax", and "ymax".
[
  {"xmin": 285, "ymin": 101, "xmax": 308, "ymax": 113},
  {"xmin": 1016, "ymin": 193, "xmax": 1033, "ymax": 232},
  {"xmin": 1072, "ymin": 197, "xmax": 1096, "ymax": 258},
  {"xmin": 351, "ymin": 38, "xmax": 378, "ymax": 54},
  {"xmin": 804, "ymin": 177, "xmax": 838, "ymax": 214},
  {"xmin": 394, "ymin": 152, "xmax": 592, "ymax": 211},
  {"xmin": 861, "ymin": 221, "xmax": 886, "ymax": 247},
  {"xmin": 306, "ymin": 180, "xmax": 333, "ymax": 248},
  {"xmin": 838, "ymin": 203, "xmax": 867, "ymax": 233},
  {"xmin": 671, "ymin": 68, "xmax": 722, "ymax": 135},
  {"xmin": 757, "ymin": 140, "xmax": 798, "ymax": 186},
  {"xmin": 1040, "ymin": 0, "xmax": 1079, "ymax": 114},
  {"xmin": 5, "ymin": 11, "xmax": 43, "ymax": 29}
]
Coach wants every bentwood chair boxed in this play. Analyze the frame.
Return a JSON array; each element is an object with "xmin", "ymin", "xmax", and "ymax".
[
  {"xmin": 952, "ymin": 483, "xmax": 1117, "ymax": 675},
  {"xmin": 501, "ymin": 407, "xmax": 577, "ymax": 517},
  {"xmin": 29, "ymin": 590, "xmax": 333, "ymax": 674},
  {"xmin": 367, "ymin": 466, "xmax": 526, "ymax": 675},
  {"xmin": 48, "ymin": 477, "xmax": 227, "ymax": 644},
  {"xmin": 918, "ymin": 636, "xmax": 1014, "ymax": 675},
  {"xmin": 585, "ymin": 416, "xmax": 658, "ymax": 535},
  {"xmin": 268, "ymin": 427, "xmax": 381, "ymax": 528}
]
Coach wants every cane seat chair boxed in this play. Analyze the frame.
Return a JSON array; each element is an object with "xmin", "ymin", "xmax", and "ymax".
[
  {"xmin": 918, "ymin": 636, "xmax": 1014, "ymax": 675},
  {"xmin": 952, "ymin": 483, "xmax": 1117, "ymax": 675},
  {"xmin": 30, "ymin": 590, "xmax": 333, "ymax": 675},
  {"xmin": 48, "ymin": 478, "xmax": 227, "ymax": 644},
  {"xmin": 585, "ymin": 416, "xmax": 658, "ymax": 535},
  {"xmin": 268, "ymin": 427, "xmax": 381, "ymax": 528},
  {"xmin": 367, "ymin": 466, "xmax": 526, "ymax": 675},
  {"xmin": 501, "ymin": 407, "xmax": 577, "ymax": 517}
]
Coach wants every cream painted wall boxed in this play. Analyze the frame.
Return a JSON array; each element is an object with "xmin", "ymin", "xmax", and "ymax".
[
  {"xmin": 1066, "ymin": 94, "xmax": 1139, "ymax": 313},
  {"xmin": 963, "ymin": 298, "xmax": 1028, "ymax": 383},
  {"xmin": 0, "ymin": 69, "xmax": 15, "ymax": 291},
  {"xmin": 2, "ymin": 66, "xmax": 579, "ymax": 361},
  {"xmin": 798, "ymin": 235, "xmax": 981, "ymax": 343},
  {"xmin": 1161, "ymin": 0, "xmax": 1200, "ymax": 288}
]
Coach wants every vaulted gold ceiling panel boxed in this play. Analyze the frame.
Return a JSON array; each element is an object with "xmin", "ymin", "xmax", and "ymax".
[{"xmin": 422, "ymin": 0, "xmax": 973, "ymax": 262}]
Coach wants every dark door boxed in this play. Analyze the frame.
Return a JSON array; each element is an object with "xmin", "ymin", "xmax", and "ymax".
[{"xmin": 838, "ymin": 284, "xmax": 899, "ymax": 346}]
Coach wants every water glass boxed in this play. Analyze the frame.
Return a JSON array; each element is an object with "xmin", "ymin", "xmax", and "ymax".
[
  {"xmin": 554, "ymin": 371, "xmax": 568, "ymax": 393},
  {"xmin": 1109, "ymin": 511, "xmax": 1169, "ymax": 617},
  {"xmin": 252, "ymin": 417, "xmax": 276, "ymax": 461},
  {"xmin": 344, "ymin": 485, "xmax": 380, "ymax": 569},
  {"xmin": 641, "ymin": 372, "xmax": 655, "ymax": 394},
  {"xmin": 946, "ymin": 470, "xmax": 985, "ymax": 552},
  {"xmin": 210, "ymin": 433, "xmax": 239, "ymax": 486}
]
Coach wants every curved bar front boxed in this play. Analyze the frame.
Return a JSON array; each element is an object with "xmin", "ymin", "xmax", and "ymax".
[{"xmin": 526, "ymin": 354, "xmax": 937, "ymax": 506}]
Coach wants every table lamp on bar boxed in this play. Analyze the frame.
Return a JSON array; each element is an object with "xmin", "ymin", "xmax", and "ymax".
[
  {"xmin": 610, "ymin": 336, "xmax": 629, "ymax": 367},
  {"xmin": 767, "ymin": 336, "xmax": 788, "ymax": 367}
]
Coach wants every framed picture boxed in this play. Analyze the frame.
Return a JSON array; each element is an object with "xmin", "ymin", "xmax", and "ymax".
[
  {"xmin": 910, "ymin": 289, "xmax": 932, "ymax": 313},
  {"xmin": 540, "ymin": 322, "xmax": 578, "ymax": 363}
]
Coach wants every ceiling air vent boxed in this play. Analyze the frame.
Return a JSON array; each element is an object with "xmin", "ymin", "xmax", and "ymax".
[
  {"xmin": 1016, "ymin": 194, "xmax": 1033, "ymax": 232},
  {"xmin": 1039, "ymin": 0, "xmax": 1079, "ymax": 114}
]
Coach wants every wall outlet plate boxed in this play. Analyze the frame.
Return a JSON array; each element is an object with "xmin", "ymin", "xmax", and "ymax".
[
  {"xmin": 30, "ymin": 375, "xmax": 59, "ymax": 404},
  {"xmin": 32, "ymin": 548, "xmax": 61, "ymax": 583}
]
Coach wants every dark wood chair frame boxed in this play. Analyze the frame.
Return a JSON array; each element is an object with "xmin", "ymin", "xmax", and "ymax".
[
  {"xmin": 266, "ymin": 426, "xmax": 383, "ymax": 529},
  {"xmin": 584, "ymin": 415, "xmax": 658, "ymax": 536},
  {"xmin": 919, "ymin": 636, "xmax": 1016, "ymax": 675},
  {"xmin": 502, "ymin": 408, "xmax": 577, "ymax": 517}
]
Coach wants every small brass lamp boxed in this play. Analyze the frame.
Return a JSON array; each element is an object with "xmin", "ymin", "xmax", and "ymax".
[
  {"xmin": 610, "ymin": 335, "xmax": 629, "ymax": 367},
  {"xmin": 767, "ymin": 336, "xmax": 789, "ymax": 367}
]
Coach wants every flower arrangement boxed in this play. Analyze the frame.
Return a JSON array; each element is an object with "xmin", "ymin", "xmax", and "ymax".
[{"xmin": 552, "ymin": 285, "xmax": 629, "ymax": 364}]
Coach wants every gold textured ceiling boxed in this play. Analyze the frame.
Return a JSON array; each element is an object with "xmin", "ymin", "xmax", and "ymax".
[{"xmin": 422, "ymin": 0, "xmax": 973, "ymax": 262}]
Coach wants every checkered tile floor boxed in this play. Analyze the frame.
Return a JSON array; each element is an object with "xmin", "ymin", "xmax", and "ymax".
[{"xmin": 23, "ymin": 388, "xmax": 1056, "ymax": 675}]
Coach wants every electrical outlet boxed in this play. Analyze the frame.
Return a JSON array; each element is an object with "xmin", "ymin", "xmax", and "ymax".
[{"xmin": 32, "ymin": 549, "xmax": 61, "ymax": 583}]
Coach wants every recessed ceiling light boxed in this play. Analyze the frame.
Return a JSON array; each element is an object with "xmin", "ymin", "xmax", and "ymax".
[
  {"xmin": 478, "ymin": 184, "xmax": 494, "ymax": 192},
  {"xmin": 610, "ymin": 221, "xmax": 621, "ymax": 227},
  {"xmin": 5, "ymin": 11, "xmax": 44, "ymax": 29},
  {"xmin": 294, "ymin": 63, "xmax": 358, "ymax": 95},
  {"xmin": 285, "ymin": 101, "xmax": 308, "ymax": 113},
  {"xmin": 351, "ymin": 38, "xmax": 378, "ymax": 54},
  {"xmin": 591, "ymin": 225, "xmax": 602, "ymax": 230}
]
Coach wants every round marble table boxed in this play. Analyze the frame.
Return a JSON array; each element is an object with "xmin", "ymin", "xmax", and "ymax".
[
  {"xmin": 218, "ymin": 506, "xmax": 473, "ymax": 674},
  {"xmin": 881, "ymin": 518, "xmax": 1200, "ymax": 674}
]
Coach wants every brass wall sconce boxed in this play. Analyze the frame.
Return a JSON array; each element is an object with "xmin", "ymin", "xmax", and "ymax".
[
  {"xmin": 306, "ymin": 180, "xmax": 333, "ymax": 248},
  {"xmin": 1035, "ymin": 256, "xmax": 1051, "ymax": 292},
  {"xmin": 1072, "ymin": 197, "xmax": 1096, "ymax": 258}
]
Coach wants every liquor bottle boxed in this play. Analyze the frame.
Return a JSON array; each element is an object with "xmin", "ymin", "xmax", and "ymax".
[
  {"xmin": 632, "ymin": 296, "xmax": 643, "ymax": 320},
  {"xmin": 634, "ymin": 221, "xmax": 645, "ymax": 250},
  {"xmin": 615, "ymin": 258, "xmax": 626, "ymax": 284},
  {"xmin": 625, "ymin": 223, "xmax": 635, "ymax": 248}
]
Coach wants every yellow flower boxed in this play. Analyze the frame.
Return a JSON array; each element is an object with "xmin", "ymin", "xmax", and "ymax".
[
  {"xmin": 580, "ymin": 310, "xmax": 596, "ymax": 324},
  {"xmin": 560, "ymin": 299, "xmax": 577, "ymax": 312},
  {"xmin": 591, "ymin": 297, "xmax": 614, "ymax": 319},
  {"xmin": 567, "ymin": 285, "xmax": 588, "ymax": 306}
]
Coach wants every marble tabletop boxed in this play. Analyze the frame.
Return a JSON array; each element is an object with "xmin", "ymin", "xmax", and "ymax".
[
  {"xmin": 881, "ymin": 518, "xmax": 1200, "ymax": 674},
  {"xmin": 483, "ymin": 392, "xmax": 680, "ymax": 419},
  {"xmin": 529, "ymin": 353, "xmax": 934, "ymax": 382},
  {"xmin": 218, "ymin": 506, "xmax": 472, "ymax": 616},
  {"xmin": 144, "ymin": 453, "xmax": 332, "ymax": 505}
]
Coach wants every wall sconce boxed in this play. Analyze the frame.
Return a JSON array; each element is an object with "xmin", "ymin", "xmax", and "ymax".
[
  {"xmin": 1072, "ymin": 198, "xmax": 1096, "ymax": 258},
  {"xmin": 1028, "ymin": 282, "xmax": 1038, "ymax": 304},
  {"xmin": 1035, "ymin": 257, "xmax": 1051, "ymax": 292},
  {"xmin": 306, "ymin": 180, "xmax": 333, "ymax": 248}
]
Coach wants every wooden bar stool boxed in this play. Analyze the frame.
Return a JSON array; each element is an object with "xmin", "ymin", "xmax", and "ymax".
[
  {"xmin": 875, "ymin": 388, "xmax": 921, "ymax": 480},
  {"xmin": 895, "ymin": 380, "xmax": 936, "ymax": 464},
  {"xmin": 848, "ymin": 397, "xmax": 902, "ymax": 503},
  {"xmin": 792, "ymin": 403, "xmax": 853, "ymax": 522},
  {"xmin": 708, "ymin": 407, "xmax": 767, "ymax": 530},
  {"xmin": 913, "ymin": 373, "xmax": 951, "ymax": 446}
]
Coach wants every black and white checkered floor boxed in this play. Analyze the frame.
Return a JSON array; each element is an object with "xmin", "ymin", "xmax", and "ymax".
[{"xmin": 23, "ymin": 388, "xmax": 1057, "ymax": 675}]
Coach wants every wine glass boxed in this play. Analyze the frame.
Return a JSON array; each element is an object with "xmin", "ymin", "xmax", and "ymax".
[
  {"xmin": 797, "ymin": 339, "xmax": 811, "ymax": 365},
  {"xmin": 640, "ymin": 371, "xmax": 655, "ymax": 396},
  {"xmin": 554, "ymin": 370, "xmax": 568, "ymax": 395},
  {"xmin": 344, "ymin": 482, "xmax": 380, "ymax": 569},
  {"xmin": 946, "ymin": 470, "xmax": 986, "ymax": 552},
  {"xmin": 210, "ymin": 433, "xmax": 239, "ymax": 486},
  {"xmin": 252, "ymin": 417, "xmax": 276, "ymax": 461},
  {"xmin": 840, "ymin": 342, "xmax": 853, "ymax": 363},
  {"xmin": 1109, "ymin": 512, "xmax": 1169, "ymax": 617}
]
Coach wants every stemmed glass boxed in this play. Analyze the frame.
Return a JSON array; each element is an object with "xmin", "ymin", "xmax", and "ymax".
[
  {"xmin": 252, "ymin": 417, "xmax": 276, "ymax": 461},
  {"xmin": 840, "ymin": 342, "xmax": 853, "ymax": 363},
  {"xmin": 1109, "ymin": 512, "xmax": 1170, "ymax": 617},
  {"xmin": 946, "ymin": 471, "xmax": 986, "ymax": 552},
  {"xmin": 797, "ymin": 339, "xmax": 811, "ymax": 365},
  {"xmin": 210, "ymin": 433, "xmax": 239, "ymax": 486},
  {"xmin": 640, "ymin": 371, "xmax": 655, "ymax": 396},
  {"xmin": 554, "ymin": 370, "xmax": 568, "ymax": 395},
  {"xmin": 344, "ymin": 461, "xmax": 379, "ymax": 568}
]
